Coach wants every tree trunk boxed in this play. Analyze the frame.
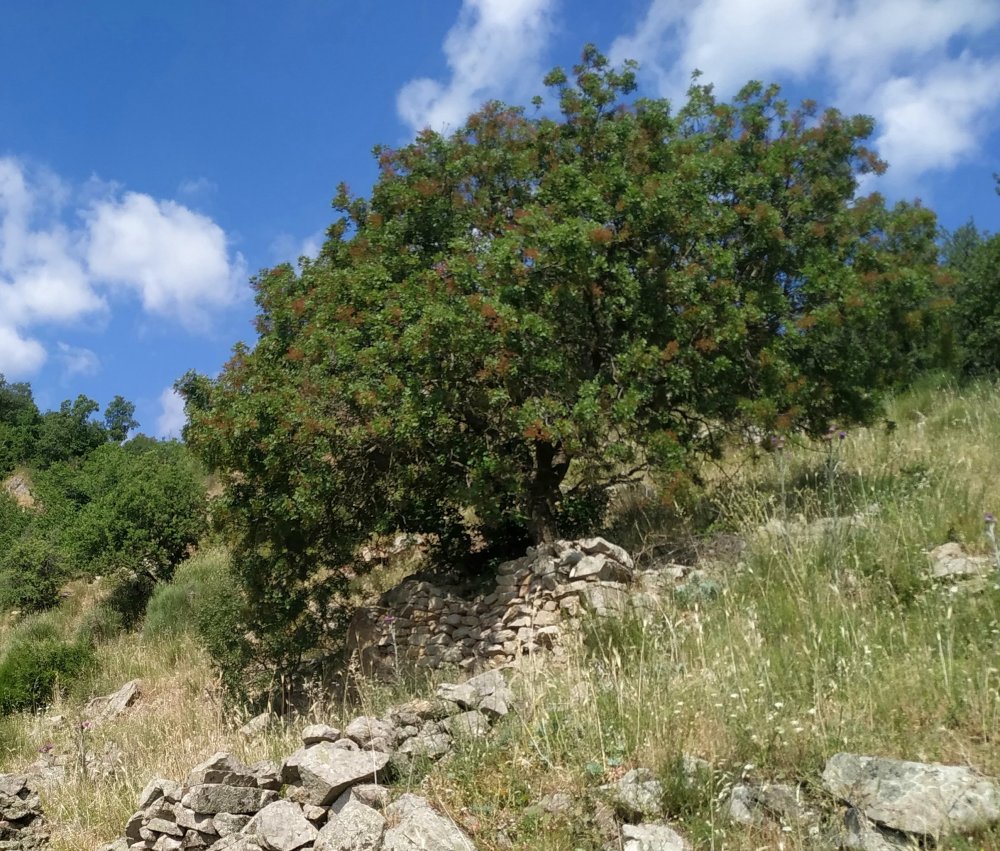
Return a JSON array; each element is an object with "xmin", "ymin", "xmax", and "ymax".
[{"xmin": 527, "ymin": 441, "xmax": 569, "ymax": 544}]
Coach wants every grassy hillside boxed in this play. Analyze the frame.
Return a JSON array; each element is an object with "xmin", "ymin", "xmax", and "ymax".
[{"xmin": 2, "ymin": 378, "xmax": 999, "ymax": 849}]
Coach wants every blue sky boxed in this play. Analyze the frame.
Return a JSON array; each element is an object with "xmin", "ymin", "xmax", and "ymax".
[{"xmin": 2, "ymin": 0, "xmax": 999, "ymax": 437}]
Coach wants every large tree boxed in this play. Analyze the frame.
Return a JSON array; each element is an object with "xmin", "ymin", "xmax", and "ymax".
[{"xmin": 182, "ymin": 49, "xmax": 940, "ymax": 667}]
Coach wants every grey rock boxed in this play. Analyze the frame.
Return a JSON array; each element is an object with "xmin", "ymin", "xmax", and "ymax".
[
  {"xmin": 381, "ymin": 794, "xmax": 476, "ymax": 851},
  {"xmin": 344, "ymin": 716, "xmax": 398, "ymax": 752},
  {"xmin": 86, "ymin": 680, "xmax": 142, "ymax": 726},
  {"xmin": 437, "ymin": 669, "xmax": 512, "ymax": 715},
  {"xmin": 97, "ymin": 841, "xmax": 129, "ymax": 851},
  {"xmin": 620, "ymin": 822, "xmax": 692, "ymax": 851},
  {"xmin": 569, "ymin": 554, "xmax": 607, "ymax": 580},
  {"xmin": 295, "ymin": 742, "xmax": 392, "ymax": 806},
  {"xmin": 243, "ymin": 800, "xmax": 318, "ymax": 851},
  {"xmin": 125, "ymin": 810, "xmax": 146, "ymax": 842},
  {"xmin": 332, "ymin": 785, "xmax": 391, "ymax": 812},
  {"xmin": 185, "ymin": 753, "xmax": 257, "ymax": 788},
  {"xmin": 145, "ymin": 818, "xmax": 183, "ymax": 837},
  {"xmin": 724, "ymin": 783, "xmax": 813, "ymax": 826},
  {"xmin": 303, "ymin": 724, "xmax": 342, "ymax": 746},
  {"xmin": 302, "ymin": 803, "xmax": 327, "ymax": 822},
  {"xmin": 607, "ymin": 768, "xmax": 664, "ymax": 819},
  {"xmin": 239, "ymin": 713, "xmax": 271, "ymax": 739},
  {"xmin": 180, "ymin": 784, "xmax": 278, "ymax": 816},
  {"xmin": 387, "ymin": 698, "xmax": 453, "ymax": 727},
  {"xmin": 577, "ymin": 537, "xmax": 635, "ymax": 571},
  {"xmin": 138, "ymin": 778, "xmax": 183, "ymax": 810},
  {"xmin": 826, "ymin": 807, "xmax": 913, "ymax": 850},
  {"xmin": 928, "ymin": 542, "xmax": 993, "ymax": 580},
  {"xmin": 315, "ymin": 798, "xmax": 386, "ymax": 851},
  {"xmin": 214, "ymin": 814, "xmax": 252, "ymax": 837},
  {"xmin": 174, "ymin": 805, "xmax": 218, "ymax": 834},
  {"xmin": 152, "ymin": 836, "xmax": 182, "ymax": 851},
  {"xmin": 444, "ymin": 711, "xmax": 490, "ymax": 740},
  {"xmin": 822, "ymin": 753, "xmax": 1000, "ymax": 837},
  {"xmin": 210, "ymin": 836, "xmax": 264, "ymax": 851},
  {"xmin": 396, "ymin": 731, "xmax": 452, "ymax": 759},
  {"xmin": 249, "ymin": 760, "xmax": 282, "ymax": 791}
]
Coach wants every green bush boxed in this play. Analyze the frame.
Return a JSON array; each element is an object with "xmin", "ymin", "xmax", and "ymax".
[
  {"xmin": 75, "ymin": 603, "xmax": 125, "ymax": 645},
  {"xmin": 144, "ymin": 550, "xmax": 230, "ymax": 639},
  {"xmin": 0, "ymin": 533, "xmax": 65, "ymax": 613},
  {"xmin": 0, "ymin": 638, "xmax": 93, "ymax": 714}
]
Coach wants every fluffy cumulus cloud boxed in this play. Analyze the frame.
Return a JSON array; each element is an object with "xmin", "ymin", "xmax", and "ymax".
[
  {"xmin": 397, "ymin": 0, "xmax": 555, "ymax": 133},
  {"xmin": 610, "ymin": 0, "xmax": 1000, "ymax": 181},
  {"xmin": 0, "ymin": 156, "xmax": 244, "ymax": 378},
  {"xmin": 86, "ymin": 192, "xmax": 245, "ymax": 327},
  {"xmin": 156, "ymin": 386, "xmax": 187, "ymax": 439}
]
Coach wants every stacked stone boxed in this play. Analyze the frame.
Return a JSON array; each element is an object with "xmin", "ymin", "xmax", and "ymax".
[
  {"xmin": 352, "ymin": 538, "xmax": 635, "ymax": 677},
  {"xmin": 107, "ymin": 670, "xmax": 513, "ymax": 851},
  {"xmin": 0, "ymin": 775, "xmax": 47, "ymax": 851}
]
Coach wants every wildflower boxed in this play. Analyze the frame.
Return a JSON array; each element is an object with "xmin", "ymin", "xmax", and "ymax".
[{"xmin": 38, "ymin": 743, "xmax": 53, "ymax": 754}]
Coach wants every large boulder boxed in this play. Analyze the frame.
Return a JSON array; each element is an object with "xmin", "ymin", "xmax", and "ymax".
[
  {"xmin": 242, "ymin": 800, "xmax": 318, "ymax": 851},
  {"xmin": 381, "ymin": 794, "xmax": 475, "ymax": 851},
  {"xmin": 315, "ymin": 798, "xmax": 386, "ymax": 851},
  {"xmin": 822, "ymin": 753, "xmax": 1000, "ymax": 838}
]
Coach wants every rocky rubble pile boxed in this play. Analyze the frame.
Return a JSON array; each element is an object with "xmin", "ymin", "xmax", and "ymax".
[
  {"xmin": 348, "ymin": 538, "xmax": 635, "ymax": 678},
  {"xmin": 0, "ymin": 775, "xmax": 47, "ymax": 851},
  {"xmin": 102, "ymin": 670, "xmax": 513, "ymax": 851}
]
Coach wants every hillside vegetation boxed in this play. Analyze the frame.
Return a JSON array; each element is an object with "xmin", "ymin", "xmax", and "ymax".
[
  {"xmin": 3, "ymin": 47, "xmax": 1000, "ymax": 851},
  {"xmin": 0, "ymin": 378, "xmax": 998, "ymax": 849}
]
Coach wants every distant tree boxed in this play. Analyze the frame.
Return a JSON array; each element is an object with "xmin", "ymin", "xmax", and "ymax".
[
  {"xmin": 182, "ymin": 48, "xmax": 943, "ymax": 674},
  {"xmin": 104, "ymin": 395, "xmax": 139, "ymax": 443},
  {"xmin": 0, "ymin": 377, "xmax": 41, "ymax": 474},
  {"xmin": 943, "ymin": 221, "xmax": 1000, "ymax": 373},
  {"xmin": 35, "ymin": 395, "xmax": 106, "ymax": 466}
]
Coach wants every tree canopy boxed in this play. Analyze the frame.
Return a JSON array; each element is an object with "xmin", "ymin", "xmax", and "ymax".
[{"xmin": 182, "ymin": 48, "xmax": 942, "ymax": 667}]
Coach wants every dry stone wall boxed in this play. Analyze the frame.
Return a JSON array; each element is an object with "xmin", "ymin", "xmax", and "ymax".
[
  {"xmin": 0, "ymin": 774, "xmax": 47, "ymax": 851},
  {"xmin": 347, "ymin": 537, "xmax": 635, "ymax": 678},
  {"xmin": 103, "ymin": 670, "xmax": 513, "ymax": 851}
]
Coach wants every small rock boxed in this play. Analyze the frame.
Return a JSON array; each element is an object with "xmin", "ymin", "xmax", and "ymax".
[
  {"xmin": 302, "ymin": 724, "xmax": 341, "ymax": 746},
  {"xmin": 620, "ymin": 822, "xmax": 692, "ymax": 851}
]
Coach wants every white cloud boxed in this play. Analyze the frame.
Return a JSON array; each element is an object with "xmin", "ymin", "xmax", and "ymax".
[
  {"xmin": 156, "ymin": 386, "xmax": 187, "ymax": 439},
  {"xmin": 86, "ymin": 192, "xmax": 245, "ymax": 327},
  {"xmin": 0, "ymin": 325, "xmax": 46, "ymax": 377},
  {"xmin": 177, "ymin": 176, "xmax": 217, "ymax": 198},
  {"xmin": 610, "ymin": 0, "xmax": 1000, "ymax": 180},
  {"xmin": 0, "ymin": 156, "xmax": 245, "ymax": 377},
  {"xmin": 55, "ymin": 342, "xmax": 99, "ymax": 379},
  {"xmin": 397, "ymin": 0, "xmax": 555, "ymax": 133},
  {"xmin": 871, "ymin": 54, "xmax": 1000, "ymax": 181}
]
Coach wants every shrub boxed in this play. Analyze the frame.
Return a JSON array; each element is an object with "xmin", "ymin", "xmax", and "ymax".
[
  {"xmin": 0, "ymin": 533, "xmax": 65, "ymax": 613},
  {"xmin": 0, "ymin": 638, "xmax": 93, "ymax": 714}
]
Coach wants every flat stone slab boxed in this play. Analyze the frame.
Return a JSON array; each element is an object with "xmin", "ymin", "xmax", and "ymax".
[
  {"xmin": 822, "ymin": 753, "xmax": 1000, "ymax": 837},
  {"xmin": 180, "ymin": 784, "xmax": 277, "ymax": 816},
  {"xmin": 295, "ymin": 743, "xmax": 392, "ymax": 806}
]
